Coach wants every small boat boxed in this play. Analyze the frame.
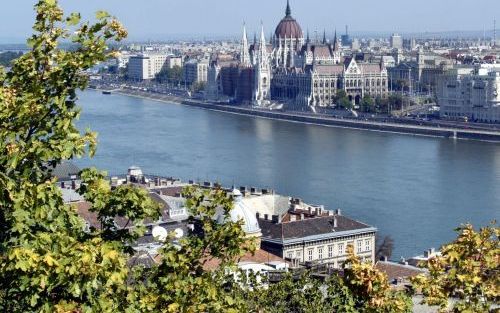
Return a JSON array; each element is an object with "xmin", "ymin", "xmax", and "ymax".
[{"xmin": 102, "ymin": 91, "xmax": 112, "ymax": 95}]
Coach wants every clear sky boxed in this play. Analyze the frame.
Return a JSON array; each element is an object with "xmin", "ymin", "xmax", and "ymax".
[{"xmin": 1, "ymin": 0, "xmax": 499, "ymax": 43}]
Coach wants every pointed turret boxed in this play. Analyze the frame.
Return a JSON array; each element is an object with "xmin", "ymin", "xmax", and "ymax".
[
  {"xmin": 306, "ymin": 29, "xmax": 310, "ymax": 44},
  {"xmin": 322, "ymin": 30, "xmax": 327, "ymax": 44},
  {"xmin": 240, "ymin": 23, "xmax": 251, "ymax": 66},
  {"xmin": 258, "ymin": 23, "xmax": 268, "ymax": 64},
  {"xmin": 285, "ymin": 0, "xmax": 291, "ymax": 17}
]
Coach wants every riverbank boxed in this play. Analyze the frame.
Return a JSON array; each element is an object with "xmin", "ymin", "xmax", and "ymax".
[{"xmin": 108, "ymin": 88, "xmax": 500, "ymax": 142}]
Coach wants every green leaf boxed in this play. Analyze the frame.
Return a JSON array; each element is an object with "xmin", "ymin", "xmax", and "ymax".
[
  {"xmin": 96, "ymin": 10, "xmax": 110, "ymax": 20},
  {"xmin": 67, "ymin": 13, "xmax": 81, "ymax": 26}
]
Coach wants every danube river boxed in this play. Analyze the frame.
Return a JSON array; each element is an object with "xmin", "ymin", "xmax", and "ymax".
[{"xmin": 76, "ymin": 91, "xmax": 500, "ymax": 259}]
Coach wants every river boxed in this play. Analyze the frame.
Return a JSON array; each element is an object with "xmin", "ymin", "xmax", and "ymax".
[{"xmin": 76, "ymin": 90, "xmax": 500, "ymax": 259}]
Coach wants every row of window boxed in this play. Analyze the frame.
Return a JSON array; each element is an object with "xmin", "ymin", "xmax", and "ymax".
[
  {"xmin": 286, "ymin": 240, "xmax": 372, "ymax": 261},
  {"xmin": 313, "ymin": 80, "xmax": 387, "ymax": 88}
]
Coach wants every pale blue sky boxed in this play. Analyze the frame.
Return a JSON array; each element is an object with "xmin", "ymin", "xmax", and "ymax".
[{"xmin": 1, "ymin": 0, "xmax": 499, "ymax": 42}]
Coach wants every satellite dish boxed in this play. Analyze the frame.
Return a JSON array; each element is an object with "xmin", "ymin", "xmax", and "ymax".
[
  {"xmin": 173, "ymin": 228, "xmax": 184, "ymax": 239},
  {"xmin": 152, "ymin": 226, "xmax": 168, "ymax": 242}
]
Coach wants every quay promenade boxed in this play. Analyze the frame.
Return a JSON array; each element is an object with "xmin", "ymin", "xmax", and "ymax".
[{"xmin": 108, "ymin": 88, "xmax": 500, "ymax": 142}]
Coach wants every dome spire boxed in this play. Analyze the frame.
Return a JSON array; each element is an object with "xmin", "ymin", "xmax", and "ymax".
[{"xmin": 285, "ymin": 0, "xmax": 291, "ymax": 17}]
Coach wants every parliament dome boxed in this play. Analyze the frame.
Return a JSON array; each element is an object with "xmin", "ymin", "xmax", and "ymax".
[{"xmin": 274, "ymin": 1, "xmax": 303, "ymax": 39}]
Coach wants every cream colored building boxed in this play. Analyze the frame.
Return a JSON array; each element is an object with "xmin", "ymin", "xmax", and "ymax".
[
  {"xmin": 230, "ymin": 189, "xmax": 377, "ymax": 268},
  {"xmin": 127, "ymin": 53, "xmax": 169, "ymax": 80},
  {"xmin": 438, "ymin": 64, "xmax": 500, "ymax": 123}
]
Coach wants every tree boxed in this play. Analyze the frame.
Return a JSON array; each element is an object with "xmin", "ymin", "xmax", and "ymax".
[
  {"xmin": 0, "ymin": 1, "xmax": 146, "ymax": 311},
  {"xmin": 339, "ymin": 97, "xmax": 353, "ymax": 110},
  {"xmin": 190, "ymin": 81, "xmax": 207, "ymax": 93},
  {"xmin": 360, "ymin": 95, "xmax": 375, "ymax": 113},
  {"xmin": 237, "ymin": 246, "xmax": 413, "ymax": 313},
  {"xmin": 0, "ymin": 1, "xmax": 250, "ymax": 312},
  {"xmin": 335, "ymin": 90, "xmax": 353, "ymax": 110},
  {"xmin": 132, "ymin": 186, "xmax": 254, "ymax": 312},
  {"xmin": 341, "ymin": 246, "xmax": 413, "ymax": 313},
  {"xmin": 388, "ymin": 94, "xmax": 403, "ymax": 110},
  {"xmin": 155, "ymin": 65, "xmax": 183, "ymax": 84},
  {"xmin": 411, "ymin": 222, "xmax": 500, "ymax": 313}
]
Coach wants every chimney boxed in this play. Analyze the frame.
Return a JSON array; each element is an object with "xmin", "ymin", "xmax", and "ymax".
[
  {"xmin": 308, "ymin": 207, "xmax": 313, "ymax": 215},
  {"xmin": 328, "ymin": 210, "xmax": 334, "ymax": 216},
  {"xmin": 272, "ymin": 215, "xmax": 281, "ymax": 223},
  {"xmin": 300, "ymin": 213, "xmax": 305, "ymax": 220},
  {"xmin": 264, "ymin": 214, "xmax": 269, "ymax": 221},
  {"xmin": 381, "ymin": 256, "xmax": 388, "ymax": 262},
  {"xmin": 314, "ymin": 207, "xmax": 320, "ymax": 216},
  {"xmin": 256, "ymin": 212, "xmax": 260, "ymax": 220},
  {"xmin": 336, "ymin": 209, "xmax": 342, "ymax": 216},
  {"xmin": 333, "ymin": 216, "xmax": 338, "ymax": 228},
  {"xmin": 71, "ymin": 180, "xmax": 76, "ymax": 190}
]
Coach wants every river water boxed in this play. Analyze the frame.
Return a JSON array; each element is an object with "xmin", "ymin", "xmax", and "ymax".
[{"xmin": 76, "ymin": 91, "xmax": 500, "ymax": 259}]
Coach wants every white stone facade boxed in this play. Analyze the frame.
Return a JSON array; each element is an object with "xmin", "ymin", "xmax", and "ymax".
[{"xmin": 438, "ymin": 65, "xmax": 500, "ymax": 123}]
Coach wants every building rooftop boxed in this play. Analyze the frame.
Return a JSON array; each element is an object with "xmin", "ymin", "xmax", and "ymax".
[{"xmin": 259, "ymin": 210, "xmax": 375, "ymax": 244}]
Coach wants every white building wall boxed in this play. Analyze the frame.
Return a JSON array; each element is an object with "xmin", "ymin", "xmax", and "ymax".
[
  {"xmin": 282, "ymin": 233, "xmax": 376, "ymax": 268},
  {"xmin": 438, "ymin": 65, "xmax": 500, "ymax": 123}
]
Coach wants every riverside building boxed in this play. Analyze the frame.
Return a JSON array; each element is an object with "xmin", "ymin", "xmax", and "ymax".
[
  {"xmin": 206, "ymin": 0, "xmax": 388, "ymax": 109},
  {"xmin": 61, "ymin": 165, "xmax": 377, "ymax": 269},
  {"xmin": 128, "ymin": 53, "xmax": 170, "ymax": 80},
  {"xmin": 437, "ymin": 64, "xmax": 500, "ymax": 123}
]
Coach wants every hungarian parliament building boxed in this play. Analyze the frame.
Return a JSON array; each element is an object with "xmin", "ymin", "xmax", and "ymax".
[{"xmin": 206, "ymin": 1, "xmax": 389, "ymax": 109}]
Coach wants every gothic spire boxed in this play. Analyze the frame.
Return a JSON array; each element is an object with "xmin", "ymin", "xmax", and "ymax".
[
  {"xmin": 285, "ymin": 0, "xmax": 291, "ymax": 17},
  {"xmin": 259, "ymin": 23, "xmax": 266, "ymax": 47},
  {"xmin": 322, "ymin": 29, "xmax": 327, "ymax": 44},
  {"xmin": 306, "ymin": 29, "xmax": 310, "ymax": 43},
  {"xmin": 240, "ymin": 22, "xmax": 250, "ymax": 66}
]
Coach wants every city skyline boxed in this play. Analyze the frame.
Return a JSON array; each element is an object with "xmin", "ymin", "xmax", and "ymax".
[{"xmin": 0, "ymin": 0, "xmax": 499, "ymax": 43}]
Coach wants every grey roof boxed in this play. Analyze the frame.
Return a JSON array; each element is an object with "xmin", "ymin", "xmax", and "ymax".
[
  {"xmin": 51, "ymin": 161, "xmax": 81, "ymax": 182},
  {"xmin": 259, "ymin": 215, "xmax": 375, "ymax": 244}
]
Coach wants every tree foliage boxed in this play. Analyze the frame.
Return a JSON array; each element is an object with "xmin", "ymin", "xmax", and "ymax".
[
  {"xmin": 156, "ymin": 65, "xmax": 183, "ymax": 84},
  {"xmin": 360, "ymin": 95, "xmax": 375, "ymax": 113},
  {"xmin": 0, "ymin": 3, "xmax": 252, "ymax": 312},
  {"xmin": 335, "ymin": 90, "xmax": 353, "ymax": 109},
  {"xmin": 412, "ymin": 222, "xmax": 500, "ymax": 312},
  {"xmin": 238, "ymin": 246, "xmax": 413, "ymax": 313}
]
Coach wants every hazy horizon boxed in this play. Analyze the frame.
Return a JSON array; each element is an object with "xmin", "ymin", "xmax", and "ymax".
[{"xmin": 0, "ymin": 0, "xmax": 499, "ymax": 43}]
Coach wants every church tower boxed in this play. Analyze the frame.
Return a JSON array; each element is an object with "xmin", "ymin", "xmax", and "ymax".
[
  {"xmin": 254, "ymin": 25, "xmax": 271, "ymax": 106},
  {"xmin": 240, "ymin": 23, "xmax": 251, "ymax": 67}
]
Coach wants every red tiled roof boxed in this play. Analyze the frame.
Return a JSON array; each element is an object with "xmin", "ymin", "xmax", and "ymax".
[
  {"xmin": 203, "ymin": 249, "xmax": 286, "ymax": 271},
  {"xmin": 314, "ymin": 64, "xmax": 344, "ymax": 75},
  {"xmin": 375, "ymin": 261, "xmax": 425, "ymax": 282},
  {"xmin": 360, "ymin": 63, "xmax": 383, "ymax": 74}
]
